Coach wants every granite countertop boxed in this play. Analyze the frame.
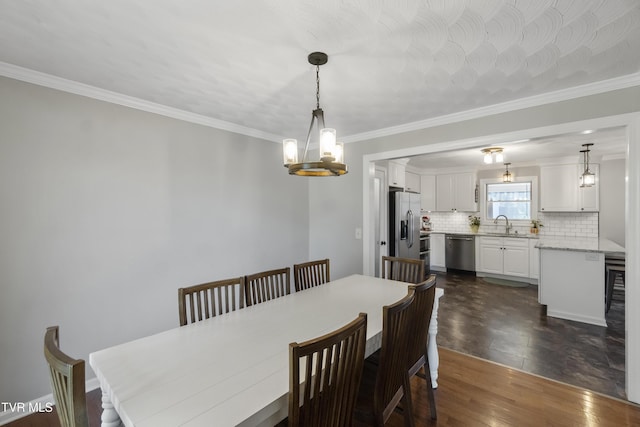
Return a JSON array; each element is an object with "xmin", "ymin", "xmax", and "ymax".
[
  {"xmin": 535, "ymin": 238, "xmax": 625, "ymax": 254},
  {"xmin": 425, "ymin": 230, "xmax": 538, "ymax": 239}
]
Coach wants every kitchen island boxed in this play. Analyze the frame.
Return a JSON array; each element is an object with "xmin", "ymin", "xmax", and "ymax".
[{"xmin": 536, "ymin": 238, "xmax": 625, "ymax": 326}]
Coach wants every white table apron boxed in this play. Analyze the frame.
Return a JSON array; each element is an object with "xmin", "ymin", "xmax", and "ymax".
[{"xmin": 89, "ymin": 274, "xmax": 444, "ymax": 427}]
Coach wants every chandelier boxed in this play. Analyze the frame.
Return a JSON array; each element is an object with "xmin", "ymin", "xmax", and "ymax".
[
  {"xmin": 580, "ymin": 143, "xmax": 595, "ymax": 187},
  {"xmin": 282, "ymin": 52, "xmax": 347, "ymax": 176},
  {"xmin": 481, "ymin": 147, "xmax": 504, "ymax": 164}
]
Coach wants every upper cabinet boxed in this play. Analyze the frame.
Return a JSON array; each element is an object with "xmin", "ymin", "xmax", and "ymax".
[
  {"xmin": 436, "ymin": 172, "xmax": 477, "ymax": 212},
  {"xmin": 420, "ymin": 175, "xmax": 436, "ymax": 211},
  {"xmin": 388, "ymin": 160, "xmax": 406, "ymax": 188},
  {"xmin": 540, "ymin": 164, "xmax": 599, "ymax": 212},
  {"xmin": 405, "ymin": 172, "xmax": 420, "ymax": 193}
]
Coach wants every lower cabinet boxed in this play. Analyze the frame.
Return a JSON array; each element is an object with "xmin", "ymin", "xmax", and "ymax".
[
  {"xmin": 430, "ymin": 233, "xmax": 446, "ymax": 272},
  {"xmin": 529, "ymin": 239, "xmax": 540, "ymax": 280},
  {"xmin": 478, "ymin": 236, "xmax": 529, "ymax": 278}
]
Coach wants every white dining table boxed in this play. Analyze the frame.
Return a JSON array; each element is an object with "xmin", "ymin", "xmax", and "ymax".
[{"xmin": 89, "ymin": 274, "xmax": 444, "ymax": 427}]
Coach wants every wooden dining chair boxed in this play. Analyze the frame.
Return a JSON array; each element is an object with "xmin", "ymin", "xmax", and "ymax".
[
  {"xmin": 355, "ymin": 290, "xmax": 417, "ymax": 426},
  {"xmin": 293, "ymin": 259, "xmax": 330, "ymax": 292},
  {"xmin": 407, "ymin": 276, "xmax": 438, "ymax": 420},
  {"xmin": 245, "ymin": 267, "xmax": 291, "ymax": 306},
  {"xmin": 43, "ymin": 326, "xmax": 89, "ymax": 427},
  {"xmin": 178, "ymin": 277, "xmax": 245, "ymax": 326},
  {"xmin": 381, "ymin": 256, "xmax": 425, "ymax": 284},
  {"xmin": 605, "ymin": 255, "xmax": 625, "ymax": 312},
  {"xmin": 289, "ymin": 313, "xmax": 368, "ymax": 427}
]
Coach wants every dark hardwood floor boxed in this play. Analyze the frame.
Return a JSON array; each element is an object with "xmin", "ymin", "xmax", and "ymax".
[
  {"xmin": 434, "ymin": 270, "xmax": 626, "ymax": 399},
  {"xmin": 378, "ymin": 347, "xmax": 640, "ymax": 427},
  {"xmin": 13, "ymin": 349, "xmax": 640, "ymax": 427}
]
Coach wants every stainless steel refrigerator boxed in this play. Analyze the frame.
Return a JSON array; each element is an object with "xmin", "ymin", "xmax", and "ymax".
[{"xmin": 389, "ymin": 191, "xmax": 421, "ymax": 260}]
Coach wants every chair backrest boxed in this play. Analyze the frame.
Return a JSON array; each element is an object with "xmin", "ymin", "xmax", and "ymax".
[
  {"xmin": 293, "ymin": 259, "xmax": 330, "ymax": 292},
  {"xmin": 245, "ymin": 267, "xmax": 291, "ymax": 306},
  {"xmin": 289, "ymin": 313, "xmax": 368, "ymax": 427},
  {"xmin": 407, "ymin": 275, "xmax": 437, "ymax": 374},
  {"xmin": 374, "ymin": 289, "xmax": 416, "ymax": 423},
  {"xmin": 43, "ymin": 326, "xmax": 89, "ymax": 427},
  {"xmin": 178, "ymin": 277, "xmax": 245, "ymax": 326},
  {"xmin": 381, "ymin": 256, "xmax": 425, "ymax": 284},
  {"xmin": 605, "ymin": 255, "xmax": 625, "ymax": 266}
]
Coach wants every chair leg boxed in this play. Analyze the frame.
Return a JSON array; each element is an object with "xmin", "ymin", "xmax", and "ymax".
[
  {"xmin": 402, "ymin": 376, "xmax": 416, "ymax": 427},
  {"xmin": 424, "ymin": 354, "xmax": 437, "ymax": 420},
  {"xmin": 606, "ymin": 269, "xmax": 616, "ymax": 313}
]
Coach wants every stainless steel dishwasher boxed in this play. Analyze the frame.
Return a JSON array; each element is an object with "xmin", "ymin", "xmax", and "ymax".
[{"xmin": 445, "ymin": 234, "xmax": 476, "ymax": 272}]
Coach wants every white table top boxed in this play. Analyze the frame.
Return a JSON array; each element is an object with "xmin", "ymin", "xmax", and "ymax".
[{"xmin": 89, "ymin": 274, "xmax": 442, "ymax": 427}]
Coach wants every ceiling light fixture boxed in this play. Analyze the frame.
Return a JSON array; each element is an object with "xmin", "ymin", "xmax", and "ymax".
[
  {"xmin": 502, "ymin": 162, "xmax": 513, "ymax": 182},
  {"xmin": 481, "ymin": 147, "xmax": 504, "ymax": 164},
  {"xmin": 580, "ymin": 143, "xmax": 595, "ymax": 187},
  {"xmin": 282, "ymin": 52, "xmax": 347, "ymax": 176}
]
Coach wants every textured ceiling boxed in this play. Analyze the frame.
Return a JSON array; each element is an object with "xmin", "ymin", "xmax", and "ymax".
[
  {"xmin": 406, "ymin": 126, "xmax": 628, "ymax": 170},
  {"xmin": 1, "ymin": 0, "xmax": 640, "ymax": 144}
]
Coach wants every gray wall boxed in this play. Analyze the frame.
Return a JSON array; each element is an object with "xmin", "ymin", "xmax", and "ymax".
[
  {"xmin": 600, "ymin": 158, "xmax": 626, "ymax": 246},
  {"xmin": 0, "ymin": 77, "xmax": 309, "ymax": 403}
]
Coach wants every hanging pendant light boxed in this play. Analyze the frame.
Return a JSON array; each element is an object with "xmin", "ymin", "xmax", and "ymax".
[
  {"xmin": 282, "ymin": 52, "xmax": 347, "ymax": 176},
  {"xmin": 580, "ymin": 143, "xmax": 595, "ymax": 187},
  {"xmin": 502, "ymin": 162, "xmax": 513, "ymax": 182}
]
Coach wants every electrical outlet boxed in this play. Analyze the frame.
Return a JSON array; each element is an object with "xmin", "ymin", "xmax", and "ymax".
[{"xmin": 585, "ymin": 252, "xmax": 599, "ymax": 261}]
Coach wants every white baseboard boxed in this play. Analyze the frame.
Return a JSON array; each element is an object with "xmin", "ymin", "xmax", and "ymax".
[
  {"xmin": 547, "ymin": 309, "xmax": 607, "ymax": 327},
  {"xmin": 476, "ymin": 271, "xmax": 537, "ymax": 284},
  {"xmin": 0, "ymin": 378, "xmax": 100, "ymax": 426}
]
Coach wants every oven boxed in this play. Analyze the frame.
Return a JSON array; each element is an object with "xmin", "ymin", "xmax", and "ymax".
[{"xmin": 419, "ymin": 233, "xmax": 431, "ymax": 276}]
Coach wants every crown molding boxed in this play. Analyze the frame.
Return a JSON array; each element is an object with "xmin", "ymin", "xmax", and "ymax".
[
  {"xmin": 343, "ymin": 72, "xmax": 640, "ymax": 143},
  {"xmin": 0, "ymin": 62, "xmax": 283, "ymax": 143},
  {"xmin": 2, "ymin": 61, "xmax": 639, "ymax": 145}
]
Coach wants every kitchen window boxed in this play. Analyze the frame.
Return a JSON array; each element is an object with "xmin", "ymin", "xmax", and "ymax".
[{"xmin": 480, "ymin": 177, "xmax": 538, "ymax": 224}]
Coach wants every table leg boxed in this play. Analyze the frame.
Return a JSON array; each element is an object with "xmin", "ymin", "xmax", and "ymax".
[
  {"xmin": 100, "ymin": 389, "xmax": 123, "ymax": 427},
  {"xmin": 427, "ymin": 293, "xmax": 441, "ymax": 388}
]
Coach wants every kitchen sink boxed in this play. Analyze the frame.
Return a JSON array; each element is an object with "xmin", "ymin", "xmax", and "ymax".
[{"xmin": 483, "ymin": 232, "xmax": 531, "ymax": 238}]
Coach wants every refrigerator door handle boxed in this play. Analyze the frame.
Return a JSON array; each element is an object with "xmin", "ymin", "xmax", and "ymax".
[{"xmin": 407, "ymin": 209, "xmax": 414, "ymax": 248}]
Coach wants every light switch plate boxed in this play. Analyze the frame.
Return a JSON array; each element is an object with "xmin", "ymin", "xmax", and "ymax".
[{"xmin": 355, "ymin": 227, "xmax": 362, "ymax": 239}]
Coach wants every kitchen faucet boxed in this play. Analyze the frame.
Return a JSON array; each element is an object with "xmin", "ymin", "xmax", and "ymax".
[{"xmin": 494, "ymin": 215, "xmax": 512, "ymax": 234}]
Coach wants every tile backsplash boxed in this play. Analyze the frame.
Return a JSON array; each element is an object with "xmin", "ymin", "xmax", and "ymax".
[{"xmin": 425, "ymin": 211, "xmax": 598, "ymax": 240}]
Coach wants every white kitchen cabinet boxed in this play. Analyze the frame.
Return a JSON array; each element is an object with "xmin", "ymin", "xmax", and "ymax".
[
  {"xmin": 503, "ymin": 241, "xmax": 529, "ymax": 277},
  {"xmin": 435, "ymin": 176, "xmax": 454, "ymax": 211},
  {"xmin": 529, "ymin": 238, "xmax": 540, "ymax": 280},
  {"xmin": 478, "ymin": 236, "xmax": 529, "ymax": 278},
  {"xmin": 435, "ymin": 172, "xmax": 477, "ymax": 212},
  {"xmin": 388, "ymin": 161, "xmax": 406, "ymax": 189},
  {"xmin": 430, "ymin": 233, "xmax": 446, "ymax": 272},
  {"xmin": 405, "ymin": 171, "xmax": 420, "ymax": 193},
  {"xmin": 540, "ymin": 164, "xmax": 599, "ymax": 212},
  {"xmin": 420, "ymin": 175, "xmax": 436, "ymax": 211},
  {"xmin": 539, "ymin": 247, "xmax": 606, "ymax": 326}
]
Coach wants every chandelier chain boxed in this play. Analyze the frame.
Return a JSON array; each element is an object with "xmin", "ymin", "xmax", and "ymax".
[{"xmin": 316, "ymin": 65, "xmax": 320, "ymax": 109}]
